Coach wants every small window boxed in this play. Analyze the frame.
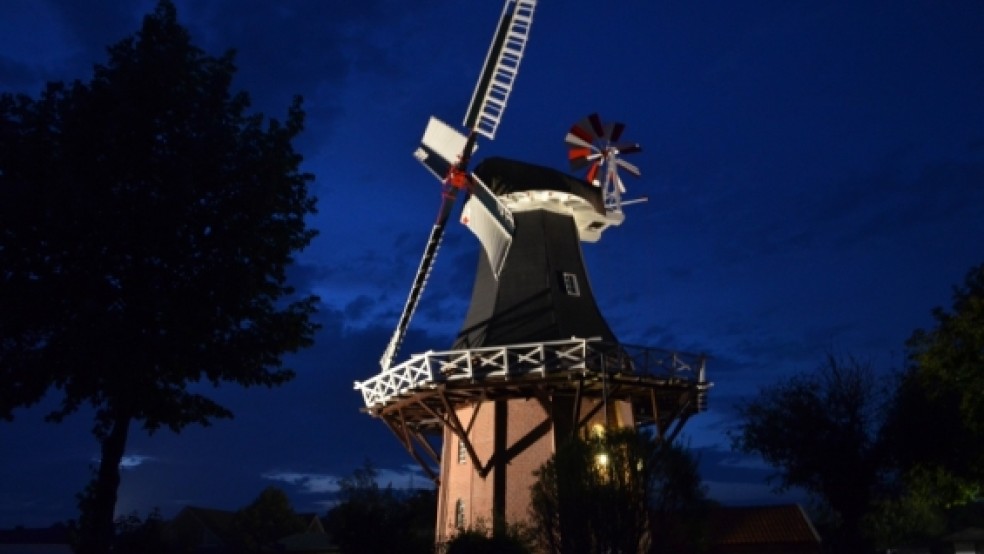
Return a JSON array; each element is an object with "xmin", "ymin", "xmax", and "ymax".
[
  {"xmin": 455, "ymin": 499, "xmax": 466, "ymax": 529},
  {"xmin": 562, "ymin": 273, "xmax": 580, "ymax": 296},
  {"xmin": 458, "ymin": 437, "xmax": 467, "ymax": 464}
]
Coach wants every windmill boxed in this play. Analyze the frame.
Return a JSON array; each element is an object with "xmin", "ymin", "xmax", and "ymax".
[{"xmin": 355, "ymin": 1, "xmax": 710, "ymax": 545}]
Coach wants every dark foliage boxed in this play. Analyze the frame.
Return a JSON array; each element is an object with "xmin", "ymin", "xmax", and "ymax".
[
  {"xmin": 0, "ymin": 1, "xmax": 318, "ymax": 552},
  {"xmin": 867, "ymin": 262, "xmax": 984, "ymax": 548},
  {"xmin": 733, "ymin": 267, "xmax": 984, "ymax": 552},
  {"xmin": 324, "ymin": 461, "xmax": 436, "ymax": 554},
  {"xmin": 731, "ymin": 355, "xmax": 885, "ymax": 552},
  {"xmin": 445, "ymin": 522, "xmax": 532, "ymax": 554},
  {"xmin": 232, "ymin": 487, "xmax": 307, "ymax": 552},
  {"xmin": 900, "ymin": 262, "xmax": 984, "ymax": 455},
  {"xmin": 110, "ymin": 509, "xmax": 167, "ymax": 554},
  {"xmin": 528, "ymin": 428, "xmax": 709, "ymax": 554}
]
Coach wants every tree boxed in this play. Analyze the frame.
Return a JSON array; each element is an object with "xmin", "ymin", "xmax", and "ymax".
[
  {"xmin": 905, "ymin": 262, "xmax": 984, "ymax": 439},
  {"xmin": 445, "ymin": 520, "xmax": 532, "ymax": 554},
  {"xmin": 0, "ymin": 2, "xmax": 318, "ymax": 552},
  {"xmin": 647, "ymin": 442, "xmax": 711, "ymax": 554},
  {"xmin": 730, "ymin": 355, "xmax": 885, "ymax": 552},
  {"xmin": 864, "ymin": 465, "xmax": 979, "ymax": 550},
  {"xmin": 109, "ymin": 509, "xmax": 167, "ymax": 554},
  {"xmin": 869, "ymin": 263, "xmax": 984, "ymax": 548},
  {"xmin": 872, "ymin": 364, "xmax": 983, "ymax": 548},
  {"xmin": 232, "ymin": 487, "xmax": 307, "ymax": 552},
  {"xmin": 528, "ymin": 428, "xmax": 708, "ymax": 554},
  {"xmin": 325, "ymin": 461, "xmax": 436, "ymax": 554}
]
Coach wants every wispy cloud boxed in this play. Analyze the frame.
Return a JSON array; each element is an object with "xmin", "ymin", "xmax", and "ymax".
[
  {"xmin": 262, "ymin": 471, "xmax": 341, "ymax": 494},
  {"xmin": 374, "ymin": 465, "xmax": 435, "ymax": 490},
  {"xmin": 262, "ymin": 464, "xmax": 433, "ymax": 495},
  {"xmin": 120, "ymin": 455, "xmax": 154, "ymax": 469}
]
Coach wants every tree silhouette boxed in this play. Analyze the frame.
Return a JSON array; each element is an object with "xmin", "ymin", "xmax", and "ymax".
[
  {"xmin": 731, "ymin": 355, "xmax": 885, "ymax": 552},
  {"xmin": 110, "ymin": 509, "xmax": 167, "ymax": 554},
  {"xmin": 0, "ymin": 2, "xmax": 318, "ymax": 552},
  {"xmin": 528, "ymin": 428, "xmax": 708, "ymax": 554},
  {"xmin": 445, "ymin": 521, "xmax": 532, "ymax": 554},
  {"xmin": 869, "ymin": 262, "xmax": 984, "ymax": 548},
  {"xmin": 325, "ymin": 461, "xmax": 436, "ymax": 554},
  {"xmin": 232, "ymin": 487, "xmax": 307, "ymax": 552},
  {"xmin": 906, "ymin": 262, "xmax": 984, "ymax": 438}
]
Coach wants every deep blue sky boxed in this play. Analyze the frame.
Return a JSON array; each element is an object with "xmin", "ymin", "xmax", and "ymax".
[{"xmin": 2, "ymin": 0, "xmax": 983, "ymax": 528}]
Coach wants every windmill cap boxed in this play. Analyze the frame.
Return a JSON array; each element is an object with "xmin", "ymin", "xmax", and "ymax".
[{"xmin": 474, "ymin": 157, "xmax": 606, "ymax": 216}]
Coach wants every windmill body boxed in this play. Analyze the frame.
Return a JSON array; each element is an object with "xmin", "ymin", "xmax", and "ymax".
[
  {"xmin": 353, "ymin": 1, "xmax": 710, "ymax": 546},
  {"xmin": 435, "ymin": 157, "xmax": 698, "ymax": 539},
  {"xmin": 455, "ymin": 157, "xmax": 617, "ymax": 349}
]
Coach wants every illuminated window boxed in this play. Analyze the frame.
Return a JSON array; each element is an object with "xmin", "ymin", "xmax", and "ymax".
[
  {"xmin": 455, "ymin": 499, "xmax": 466, "ymax": 529},
  {"xmin": 458, "ymin": 437, "xmax": 467, "ymax": 464},
  {"xmin": 562, "ymin": 273, "xmax": 580, "ymax": 296}
]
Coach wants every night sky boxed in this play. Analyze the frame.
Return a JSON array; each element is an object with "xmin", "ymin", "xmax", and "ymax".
[{"xmin": 2, "ymin": 0, "xmax": 983, "ymax": 528}]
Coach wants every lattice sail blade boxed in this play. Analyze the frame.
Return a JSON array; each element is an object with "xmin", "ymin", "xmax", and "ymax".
[
  {"xmin": 463, "ymin": 0, "xmax": 538, "ymax": 140},
  {"xmin": 379, "ymin": 193, "xmax": 458, "ymax": 370}
]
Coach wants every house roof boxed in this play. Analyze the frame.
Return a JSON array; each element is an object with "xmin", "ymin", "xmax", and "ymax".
[{"xmin": 709, "ymin": 504, "xmax": 821, "ymax": 546}]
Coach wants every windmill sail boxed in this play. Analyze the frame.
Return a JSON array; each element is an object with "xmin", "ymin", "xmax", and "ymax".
[
  {"xmin": 464, "ymin": 0, "xmax": 537, "ymax": 140},
  {"xmin": 379, "ymin": 0, "xmax": 537, "ymax": 371},
  {"xmin": 461, "ymin": 176, "xmax": 515, "ymax": 278},
  {"xmin": 379, "ymin": 202, "xmax": 452, "ymax": 372},
  {"xmin": 415, "ymin": 117, "xmax": 473, "ymax": 181}
]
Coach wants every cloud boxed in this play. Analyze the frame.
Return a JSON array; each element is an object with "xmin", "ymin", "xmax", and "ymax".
[
  {"xmin": 262, "ymin": 464, "xmax": 433, "ymax": 499},
  {"xmin": 374, "ymin": 465, "xmax": 435, "ymax": 491},
  {"xmin": 344, "ymin": 294, "xmax": 376, "ymax": 322},
  {"xmin": 120, "ymin": 455, "xmax": 155, "ymax": 469},
  {"xmin": 88, "ymin": 454, "xmax": 155, "ymax": 470},
  {"xmin": 262, "ymin": 471, "xmax": 340, "ymax": 495}
]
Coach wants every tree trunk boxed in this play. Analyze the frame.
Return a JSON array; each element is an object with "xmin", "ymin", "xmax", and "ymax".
[{"xmin": 77, "ymin": 414, "xmax": 131, "ymax": 554}]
